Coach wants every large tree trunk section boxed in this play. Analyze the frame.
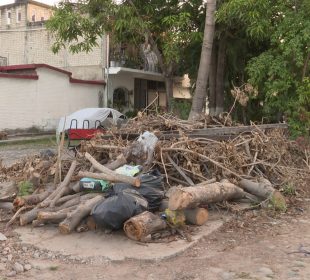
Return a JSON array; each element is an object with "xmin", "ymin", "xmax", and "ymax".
[
  {"xmin": 59, "ymin": 195, "xmax": 104, "ymax": 234},
  {"xmin": 165, "ymin": 208, "xmax": 209, "ymax": 226},
  {"xmin": 168, "ymin": 181, "xmax": 246, "ymax": 210},
  {"xmin": 165, "ymin": 76, "xmax": 174, "ymax": 110},
  {"xmin": 188, "ymin": 0, "xmax": 217, "ymax": 120},
  {"xmin": 239, "ymin": 178, "xmax": 275, "ymax": 199},
  {"xmin": 184, "ymin": 208, "xmax": 209, "ymax": 226},
  {"xmin": 209, "ymin": 45, "xmax": 217, "ymax": 116},
  {"xmin": 239, "ymin": 178, "xmax": 286, "ymax": 211},
  {"xmin": 215, "ymin": 35, "xmax": 227, "ymax": 116},
  {"xmin": 123, "ymin": 211, "xmax": 167, "ymax": 241}
]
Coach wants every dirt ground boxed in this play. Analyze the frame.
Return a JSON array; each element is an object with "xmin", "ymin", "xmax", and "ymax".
[{"xmin": 1, "ymin": 144, "xmax": 310, "ymax": 280}]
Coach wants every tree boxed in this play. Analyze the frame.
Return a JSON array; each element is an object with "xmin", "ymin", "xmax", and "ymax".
[
  {"xmin": 47, "ymin": 0, "xmax": 200, "ymax": 109},
  {"xmin": 188, "ymin": 0, "xmax": 217, "ymax": 120}
]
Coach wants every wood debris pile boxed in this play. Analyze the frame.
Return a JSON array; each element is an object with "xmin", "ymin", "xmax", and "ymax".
[{"xmin": 0, "ymin": 113, "xmax": 309, "ymax": 243}]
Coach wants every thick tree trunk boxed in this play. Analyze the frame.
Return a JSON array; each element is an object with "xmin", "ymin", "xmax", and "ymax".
[
  {"xmin": 59, "ymin": 195, "xmax": 104, "ymax": 234},
  {"xmin": 123, "ymin": 211, "xmax": 167, "ymax": 241},
  {"xmin": 215, "ymin": 35, "xmax": 227, "ymax": 116},
  {"xmin": 209, "ymin": 46, "xmax": 217, "ymax": 116},
  {"xmin": 184, "ymin": 208, "xmax": 209, "ymax": 226},
  {"xmin": 168, "ymin": 181, "xmax": 245, "ymax": 210},
  {"xmin": 165, "ymin": 208, "xmax": 209, "ymax": 226},
  {"xmin": 165, "ymin": 76, "xmax": 174, "ymax": 110},
  {"xmin": 188, "ymin": 0, "xmax": 217, "ymax": 120},
  {"xmin": 239, "ymin": 178, "xmax": 286, "ymax": 210}
]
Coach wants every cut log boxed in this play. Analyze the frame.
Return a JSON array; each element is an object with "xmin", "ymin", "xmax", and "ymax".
[
  {"xmin": 168, "ymin": 181, "xmax": 246, "ymax": 210},
  {"xmin": 13, "ymin": 190, "xmax": 52, "ymax": 208},
  {"xmin": 239, "ymin": 178, "xmax": 274, "ymax": 199},
  {"xmin": 158, "ymin": 199, "xmax": 169, "ymax": 212},
  {"xmin": 84, "ymin": 152, "xmax": 140, "ymax": 187},
  {"xmin": 49, "ymin": 160, "xmax": 77, "ymax": 207},
  {"xmin": 59, "ymin": 195, "xmax": 104, "ymax": 234},
  {"xmin": 78, "ymin": 171, "xmax": 140, "ymax": 187},
  {"xmin": 56, "ymin": 193, "xmax": 80, "ymax": 205},
  {"xmin": 0, "ymin": 193, "xmax": 17, "ymax": 203},
  {"xmin": 0, "ymin": 202, "xmax": 14, "ymax": 211},
  {"xmin": 163, "ymin": 206, "xmax": 209, "ymax": 226},
  {"xmin": 19, "ymin": 207, "xmax": 41, "ymax": 226},
  {"xmin": 239, "ymin": 178, "xmax": 286, "ymax": 211},
  {"xmin": 123, "ymin": 211, "xmax": 167, "ymax": 241},
  {"xmin": 86, "ymin": 216, "xmax": 97, "ymax": 231},
  {"xmin": 184, "ymin": 208, "xmax": 209, "ymax": 226},
  {"xmin": 37, "ymin": 205, "xmax": 77, "ymax": 224}
]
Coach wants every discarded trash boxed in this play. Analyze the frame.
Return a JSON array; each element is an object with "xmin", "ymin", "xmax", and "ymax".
[
  {"xmin": 91, "ymin": 189, "xmax": 148, "ymax": 230},
  {"xmin": 79, "ymin": 178, "xmax": 110, "ymax": 192},
  {"xmin": 115, "ymin": 165, "xmax": 142, "ymax": 177}
]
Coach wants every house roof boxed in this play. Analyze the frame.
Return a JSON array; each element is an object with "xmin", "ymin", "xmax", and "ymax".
[
  {"xmin": 0, "ymin": 1, "xmax": 52, "ymax": 10},
  {"xmin": 0, "ymin": 64, "xmax": 106, "ymax": 85}
]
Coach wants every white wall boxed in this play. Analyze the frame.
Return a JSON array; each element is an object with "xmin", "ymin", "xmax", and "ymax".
[{"xmin": 0, "ymin": 67, "xmax": 103, "ymax": 130}]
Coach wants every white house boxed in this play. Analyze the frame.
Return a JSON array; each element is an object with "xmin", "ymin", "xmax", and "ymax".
[{"xmin": 0, "ymin": 64, "xmax": 105, "ymax": 131}]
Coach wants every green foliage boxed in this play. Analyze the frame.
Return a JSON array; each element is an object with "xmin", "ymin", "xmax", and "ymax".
[
  {"xmin": 171, "ymin": 99, "xmax": 192, "ymax": 120},
  {"xmin": 282, "ymin": 183, "xmax": 296, "ymax": 196},
  {"xmin": 245, "ymin": 1, "xmax": 310, "ymax": 136},
  {"xmin": 286, "ymin": 78, "xmax": 310, "ymax": 137},
  {"xmin": 125, "ymin": 110, "xmax": 138, "ymax": 118},
  {"xmin": 18, "ymin": 181, "xmax": 34, "ymax": 196}
]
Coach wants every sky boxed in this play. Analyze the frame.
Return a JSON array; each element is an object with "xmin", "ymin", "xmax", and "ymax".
[{"xmin": 1, "ymin": 0, "xmax": 59, "ymax": 6}]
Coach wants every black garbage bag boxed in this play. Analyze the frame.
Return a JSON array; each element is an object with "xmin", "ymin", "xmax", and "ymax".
[
  {"xmin": 91, "ymin": 189, "xmax": 148, "ymax": 230},
  {"xmin": 109, "ymin": 170, "xmax": 164, "ymax": 211}
]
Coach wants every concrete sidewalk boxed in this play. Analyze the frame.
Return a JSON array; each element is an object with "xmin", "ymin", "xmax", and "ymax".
[{"xmin": 15, "ymin": 212, "xmax": 228, "ymax": 261}]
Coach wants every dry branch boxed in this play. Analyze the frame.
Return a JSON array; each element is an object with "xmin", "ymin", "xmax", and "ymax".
[
  {"xmin": 78, "ymin": 171, "xmax": 140, "ymax": 187},
  {"xmin": 59, "ymin": 195, "xmax": 104, "ymax": 234}
]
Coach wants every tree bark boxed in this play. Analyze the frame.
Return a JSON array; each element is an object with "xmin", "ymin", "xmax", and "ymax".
[
  {"xmin": 239, "ymin": 178, "xmax": 286, "ymax": 210},
  {"xmin": 188, "ymin": 0, "xmax": 217, "ymax": 120},
  {"xmin": 20, "ymin": 207, "xmax": 40, "ymax": 226},
  {"xmin": 168, "ymin": 181, "xmax": 245, "ymax": 210},
  {"xmin": 239, "ymin": 178, "xmax": 275, "ymax": 199},
  {"xmin": 215, "ymin": 35, "xmax": 227, "ymax": 116},
  {"xmin": 165, "ymin": 76, "xmax": 174, "ymax": 109},
  {"xmin": 184, "ymin": 208, "xmax": 209, "ymax": 226},
  {"xmin": 59, "ymin": 195, "xmax": 104, "ymax": 234},
  {"xmin": 14, "ymin": 190, "xmax": 52, "ymax": 208},
  {"xmin": 123, "ymin": 211, "xmax": 167, "ymax": 241},
  {"xmin": 83, "ymin": 152, "xmax": 141, "ymax": 186},
  {"xmin": 50, "ymin": 160, "xmax": 77, "ymax": 207},
  {"xmin": 78, "ymin": 171, "xmax": 140, "ymax": 187},
  {"xmin": 37, "ymin": 206, "xmax": 77, "ymax": 224},
  {"xmin": 105, "ymin": 154, "xmax": 127, "ymax": 170},
  {"xmin": 209, "ymin": 45, "xmax": 217, "ymax": 116}
]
